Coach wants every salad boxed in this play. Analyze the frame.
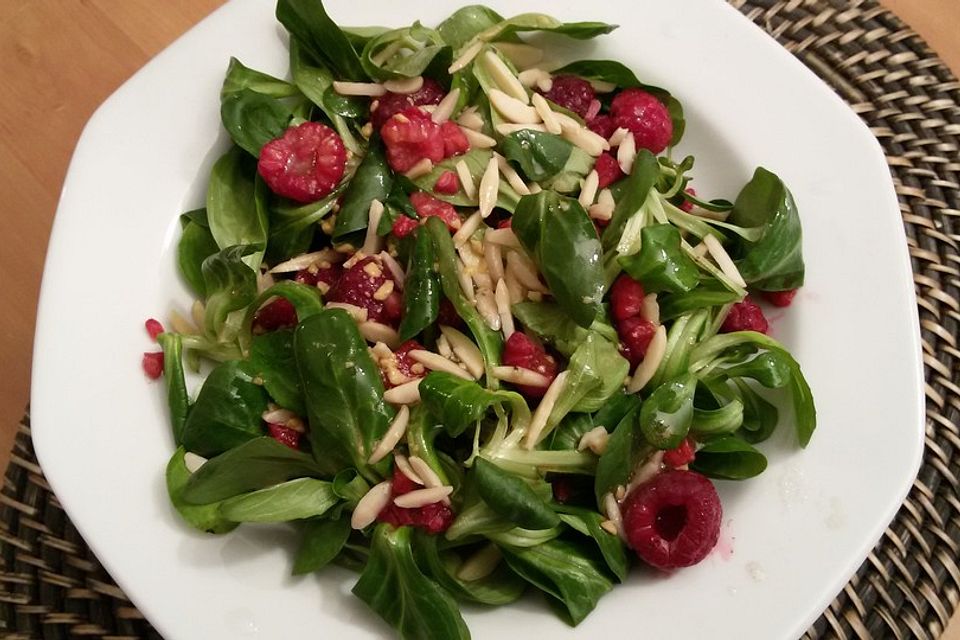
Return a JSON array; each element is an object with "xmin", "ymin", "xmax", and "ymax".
[{"xmin": 143, "ymin": 1, "xmax": 816, "ymax": 637}]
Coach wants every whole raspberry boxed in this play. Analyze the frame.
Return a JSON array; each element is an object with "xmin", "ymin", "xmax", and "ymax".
[
  {"xmin": 377, "ymin": 466, "xmax": 455, "ymax": 534},
  {"xmin": 258, "ymin": 122, "xmax": 346, "ymax": 203},
  {"xmin": 440, "ymin": 121, "xmax": 470, "ymax": 158},
  {"xmin": 433, "ymin": 170, "xmax": 460, "ymax": 195},
  {"xmin": 610, "ymin": 274, "xmax": 646, "ymax": 322},
  {"xmin": 267, "ymin": 423, "xmax": 301, "ymax": 450},
  {"xmin": 544, "ymin": 75, "xmax": 596, "ymax": 119},
  {"xmin": 371, "ymin": 77, "xmax": 445, "ymax": 130},
  {"xmin": 587, "ymin": 114, "xmax": 618, "ymax": 140},
  {"xmin": 252, "ymin": 298, "xmax": 298, "ymax": 334},
  {"xmin": 410, "ymin": 191, "xmax": 461, "ymax": 233},
  {"xmin": 380, "ymin": 107, "xmax": 445, "ymax": 173},
  {"xmin": 720, "ymin": 298, "xmax": 769, "ymax": 334},
  {"xmin": 662, "ymin": 437, "xmax": 696, "ymax": 468},
  {"xmin": 621, "ymin": 469, "xmax": 722, "ymax": 570},
  {"xmin": 618, "ymin": 315, "xmax": 657, "ymax": 369},
  {"xmin": 594, "ymin": 152, "xmax": 624, "ymax": 189},
  {"xmin": 501, "ymin": 331, "xmax": 558, "ymax": 398},
  {"xmin": 327, "ymin": 256, "xmax": 403, "ymax": 326},
  {"xmin": 609, "ymin": 88, "xmax": 673, "ymax": 154},
  {"xmin": 761, "ymin": 289, "xmax": 798, "ymax": 308}
]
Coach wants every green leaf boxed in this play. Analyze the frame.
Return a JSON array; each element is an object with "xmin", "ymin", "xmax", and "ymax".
[
  {"xmin": 513, "ymin": 191, "xmax": 604, "ymax": 328},
  {"xmin": 182, "ymin": 437, "xmax": 326, "ymax": 504},
  {"xmin": 276, "ymin": 0, "xmax": 367, "ymax": 81},
  {"xmin": 728, "ymin": 167, "xmax": 805, "ymax": 290},
  {"xmin": 555, "ymin": 505, "xmax": 628, "ymax": 582},
  {"xmin": 353, "ymin": 525, "xmax": 470, "ymax": 640},
  {"xmin": 552, "ymin": 332, "xmax": 629, "ymax": 415},
  {"xmin": 265, "ymin": 183, "xmax": 346, "ymax": 263},
  {"xmin": 295, "ymin": 310, "xmax": 394, "ymax": 481},
  {"xmin": 399, "ymin": 226, "xmax": 441, "ymax": 341},
  {"xmin": 618, "ymin": 224, "xmax": 699, "ymax": 294},
  {"xmin": 181, "ymin": 360, "xmax": 269, "ymax": 457},
  {"xmin": 219, "ymin": 477, "xmax": 337, "ymax": 523},
  {"xmin": 419, "ymin": 372, "xmax": 529, "ymax": 437},
  {"xmin": 333, "ymin": 142, "xmax": 393, "ymax": 243},
  {"xmin": 206, "ymin": 147, "xmax": 268, "ymax": 265},
  {"xmin": 638, "ymin": 374, "xmax": 698, "ymax": 450},
  {"xmin": 239, "ymin": 280, "xmax": 325, "ymax": 352},
  {"xmin": 361, "ymin": 23, "xmax": 451, "ymax": 81},
  {"xmin": 247, "ymin": 330, "xmax": 304, "ymax": 416},
  {"xmin": 477, "ymin": 14, "xmax": 616, "ymax": 43},
  {"xmin": 549, "ymin": 393, "xmax": 638, "ymax": 451},
  {"xmin": 411, "ymin": 147, "xmax": 522, "ymax": 211},
  {"xmin": 734, "ymin": 379, "xmax": 779, "ymax": 444},
  {"xmin": 498, "ymin": 538, "xmax": 613, "ymax": 626},
  {"xmin": 157, "ymin": 333, "xmax": 189, "ymax": 444},
  {"xmin": 411, "ymin": 533, "xmax": 525, "ymax": 606},
  {"xmin": 293, "ymin": 516, "xmax": 351, "ymax": 574},
  {"xmin": 177, "ymin": 210, "xmax": 219, "ymax": 297},
  {"xmin": 499, "ymin": 130, "xmax": 574, "ymax": 181},
  {"xmin": 220, "ymin": 88, "xmax": 292, "ymax": 157},
  {"xmin": 511, "ymin": 301, "xmax": 589, "ymax": 358},
  {"xmin": 601, "ymin": 149, "xmax": 659, "ymax": 252},
  {"xmin": 691, "ymin": 435, "xmax": 768, "ymax": 480},
  {"xmin": 437, "ymin": 5, "xmax": 507, "ymax": 49},
  {"xmin": 722, "ymin": 351, "xmax": 792, "ymax": 389},
  {"xmin": 474, "ymin": 458, "xmax": 560, "ymax": 530},
  {"xmin": 222, "ymin": 57, "xmax": 299, "ymax": 98},
  {"xmin": 657, "ymin": 278, "xmax": 740, "ymax": 321},
  {"xmin": 200, "ymin": 245, "xmax": 259, "ymax": 340},
  {"xmin": 594, "ymin": 403, "xmax": 645, "ymax": 503},
  {"xmin": 166, "ymin": 448, "xmax": 237, "ymax": 534},
  {"xmin": 404, "ymin": 406, "xmax": 450, "ymax": 485}
]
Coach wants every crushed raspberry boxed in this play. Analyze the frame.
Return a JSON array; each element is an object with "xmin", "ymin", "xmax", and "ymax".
[
  {"xmin": 370, "ymin": 77, "xmax": 445, "ymax": 130},
  {"xmin": 550, "ymin": 474, "xmax": 591, "ymax": 505},
  {"xmin": 258, "ymin": 122, "xmax": 346, "ymax": 203},
  {"xmin": 391, "ymin": 215, "xmax": 420, "ymax": 239},
  {"xmin": 760, "ymin": 289, "xmax": 798, "ymax": 308},
  {"xmin": 720, "ymin": 298, "xmax": 769, "ymax": 334},
  {"xmin": 594, "ymin": 152, "xmax": 624, "ymax": 189},
  {"xmin": 434, "ymin": 170, "xmax": 460, "ymax": 195},
  {"xmin": 327, "ymin": 256, "xmax": 403, "ymax": 326},
  {"xmin": 679, "ymin": 187, "xmax": 697, "ymax": 213},
  {"xmin": 501, "ymin": 332, "xmax": 558, "ymax": 398},
  {"xmin": 587, "ymin": 114, "xmax": 618, "ymax": 140},
  {"xmin": 377, "ymin": 466, "xmax": 455, "ymax": 534},
  {"xmin": 267, "ymin": 423, "xmax": 301, "ymax": 450},
  {"xmin": 145, "ymin": 318, "xmax": 164, "ymax": 341},
  {"xmin": 610, "ymin": 274, "xmax": 646, "ymax": 322},
  {"xmin": 618, "ymin": 315, "xmax": 658, "ymax": 369},
  {"xmin": 381, "ymin": 107, "xmax": 445, "ymax": 173},
  {"xmin": 142, "ymin": 352, "xmax": 164, "ymax": 379},
  {"xmin": 440, "ymin": 121, "xmax": 470, "ymax": 158},
  {"xmin": 252, "ymin": 298, "xmax": 298, "ymax": 334},
  {"xmin": 393, "ymin": 340, "xmax": 427, "ymax": 382},
  {"xmin": 437, "ymin": 298, "xmax": 462, "ymax": 328},
  {"xmin": 497, "ymin": 218, "xmax": 512, "ymax": 229},
  {"xmin": 410, "ymin": 192, "xmax": 461, "ymax": 233},
  {"xmin": 663, "ymin": 437, "xmax": 696, "ymax": 468},
  {"xmin": 622, "ymin": 470, "xmax": 722, "ymax": 570},
  {"xmin": 294, "ymin": 261, "xmax": 342, "ymax": 295},
  {"xmin": 609, "ymin": 88, "xmax": 673, "ymax": 154},
  {"xmin": 543, "ymin": 75, "xmax": 596, "ymax": 119}
]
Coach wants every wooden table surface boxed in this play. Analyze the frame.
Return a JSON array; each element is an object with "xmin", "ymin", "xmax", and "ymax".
[{"xmin": 2, "ymin": 0, "xmax": 959, "ymax": 635}]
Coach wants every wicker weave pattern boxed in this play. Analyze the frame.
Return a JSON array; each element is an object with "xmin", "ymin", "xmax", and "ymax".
[{"xmin": 2, "ymin": 0, "xmax": 959, "ymax": 638}]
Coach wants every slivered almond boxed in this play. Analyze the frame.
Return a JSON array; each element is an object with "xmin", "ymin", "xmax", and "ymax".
[
  {"xmin": 269, "ymin": 249, "xmax": 338, "ymax": 273},
  {"xmin": 404, "ymin": 158, "xmax": 434, "ymax": 179},
  {"xmin": 491, "ymin": 366, "xmax": 550, "ymax": 387},
  {"xmin": 431, "ymin": 88, "xmax": 461, "ymax": 123},
  {"xmin": 523, "ymin": 371, "xmax": 569, "ymax": 449},
  {"xmin": 440, "ymin": 326, "xmax": 485, "ymax": 379},
  {"xmin": 456, "ymin": 258, "xmax": 476, "ymax": 301},
  {"xmin": 436, "ymin": 334, "xmax": 454, "ymax": 359},
  {"xmin": 379, "ymin": 251, "xmax": 405, "ymax": 289},
  {"xmin": 691, "ymin": 241, "xmax": 709, "ymax": 259},
  {"xmin": 484, "ymin": 227, "xmax": 521, "ymax": 248},
  {"xmin": 448, "ymin": 40, "xmax": 483, "ymax": 73},
  {"xmin": 457, "ymin": 108, "xmax": 485, "ymax": 131},
  {"xmin": 394, "ymin": 453, "xmax": 424, "ymax": 485},
  {"xmin": 495, "ymin": 279, "xmax": 515, "ymax": 338},
  {"xmin": 518, "ymin": 68, "xmax": 551, "ymax": 88},
  {"xmin": 602, "ymin": 493, "xmax": 624, "ymax": 538},
  {"xmin": 600, "ymin": 520, "xmax": 619, "ymax": 535},
  {"xmin": 484, "ymin": 240, "xmax": 504, "ymax": 282},
  {"xmin": 506, "ymin": 252, "xmax": 547, "ymax": 292},
  {"xmin": 704, "ymin": 234, "xmax": 747, "ymax": 288},
  {"xmin": 493, "ymin": 42, "xmax": 544, "ymax": 70},
  {"xmin": 489, "ymin": 89, "xmax": 540, "ymax": 124},
  {"xmin": 452, "ymin": 211, "xmax": 483, "ymax": 247},
  {"xmin": 476, "ymin": 289, "xmax": 501, "ymax": 331},
  {"xmin": 359, "ymin": 321, "xmax": 400, "ymax": 348},
  {"xmin": 183, "ymin": 452, "xmax": 207, "ymax": 474},
  {"xmin": 579, "ymin": 170, "xmax": 600, "ymax": 208},
  {"xmin": 455, "ymin": 160, "xmax": 479, "ymax": 200},
  {"xmin": 627, "ymin": 450, "xmax": 665, "ymax": 494},
  {"xmin": 351, "ymin": 481, "xmax": 393, "ymax": 529},
  {"xmin": 559, "ymin": 120, "xmax": 608, "ymax": 157},
  {"xmin": 325, "ymin": 302, "xmax": 369, "ymax": 323},
  {"xmin": 495, "ymin": 154, "xmax": 531, "ymax": 195},
  {"xmin": 531, "ymin": 93, "xmax": 562, "ymax": 135},
  {"xmin": 457, "ymin": 243, "xmax": 482, "ymax": 269},
  {"xmin": 588, "ymin": 200, "xmax": 615, "ymax": 221},
  {"xmin": 589, "ymin": 79, "xmax": 618, "ymax": 93},
  {"xmin": 383, "ymin": 76, "xmax": 423, "ymax": 94},
  {"xmin": 504, "ymin": 269, "xmax": 525, "ymax": 304},
  {"xmin": 408, "ymin": 456, "xmax": 446, "ymax": 490},
  {"xmin": 456, "ymin": 544, "xmax": 503, "ymax": 581},
  {"xmin": 370, "ymin": 40, "xmax": 404, "ymax": 66},
  {"xmin": 333, "ymin": 81, "xmax": 386, "ymax": 97},
  {"xmin": 384, "ymin": 379, "xmax": 422, "ymax": 405},
  {"xmin": 191, "ymin": 300, "xmax": 205, "ymax": 331},
  {"xmin": 642, "ymin": 293, "xmax": 660, "ymax": 326},
  {"xmin": 481, "ymin": 51, "xmax": 529, "ymax": 103},
  {"xmin": 479, "ymin": 156, "xmax": 500, "ymax": 218},
  {"xmin": 472, "ymin": 271, "xmax": 492, "ymax": 290},
  {"xmin": 536, "ymin": 76, "xmax": 553, "ymax": 92},
  {"xmin": 262, "ymin": 407, "xmax": 297, "ymax": 424},
  {"xmin": 495, "ymin": 122, "xmax": 548, "ymax": 136},
  {"xmin": 373, "ymin": 280, "xmax": 394, "ymax": 301},
  {"xmin": 626, "ymin": 325, "xmax": 667, "ymax": 393},
  {"xmin": 608, "ymin": 127, "xmax": 630, "ymax": 147},
  {"xmin": 394, "ymin": 486, "xmax": 453, "ymax": 508},
  {"xmin": 577, "ymin": 426, "xmax": 610, "ymax": 455},
  {"xmin": 368, "ymin": 406, "xmax": 411, "ymax": 464},
  {"xmin": 170, "ymin": 309, "xmax": 198, "ymax": 335},
  {"xmin": 462, "ymin": 126, "xmax": 497, "ymax": 149},
  {"xmin": 410, "ymin": 349, "xmax": 475, "ymax": 380},
  {"xmin": 617, "ymin": 132, "xmax": 637, "ymax": 175},
  {"xmin": 360, "ymin": 199, "xmax": 385, "ymax": 255}
]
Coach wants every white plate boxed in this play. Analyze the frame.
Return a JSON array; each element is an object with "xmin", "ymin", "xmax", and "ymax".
[{"xmin": 32, "ymin": 1, "xmax": 924, "ymax": 638}]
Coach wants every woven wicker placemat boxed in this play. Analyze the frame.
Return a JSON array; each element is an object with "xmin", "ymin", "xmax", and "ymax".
[{"xmin": 3, "ymin": 0, "xmax": 959, "ymax": 638}]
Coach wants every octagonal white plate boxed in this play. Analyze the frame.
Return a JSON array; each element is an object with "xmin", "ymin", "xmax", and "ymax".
[{"xmin": 32, "ymin": 0, "xmax": 924, "ymax": 638}]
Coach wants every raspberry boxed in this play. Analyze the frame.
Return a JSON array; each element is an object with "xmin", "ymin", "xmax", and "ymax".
[
  {"xmin": 437, "ymin": 298, "xmax": 462, "ymax": 328},
  {"xmin": 497, "ymin": 218, "xmax": 512, "ymax": 229},
  {"xmin": 252, "ymin": 298, "xmax": 298, "ymax": 334},
  {"xmin": 393, "ymin": 340, "xmax": 427, "ymax": 382},
  {"xmin": 294, "ymin": 262, "xmax": 342, "ymax": 295},
  {"xmin": 587, "ymin": 114, "xmax": 618, "ymax": 140},
  {"xmin": 544, "ymin": 75, "xmax": 596, "ymax": 118},
  {"xmin": 609, "ymin": 89, "xmax": 673, "ymax": 154},
  {"xmin": 381, "ymin": 107, "xmax": 445, "ymax": 173},
  {"xmin": 610, "ymin": 274, "xmax": 646, "ymax": 322},
  {"xmin": 145, "ymin": 318, "xmax": 164, "ymax": 341},
  {"xmin": 370, "ymin": 77, "xmax": 445, "ymax": 130},
  {"xmin": 618, "ymin": 315, "xmax": 657, "ymax": 369},
  {"xmin": 501, "ymin": 332, "xmax": 558, "ymax": 398},
  {"xmin": 550, "ymin": 474, "xmax": 591, "ymax": 505},
  {"xmin": 761, "ymin": 289, "xmax": 798, "ymax": 308},
  {"xmin": 621, "ymin": 470, "xmax": 722, "ymax": 570},
  {"xmin": 391, "ymin": 215, "xmax": 420, "ymax": 238},
  {"xmin": 720, "ymin": 298, "xmax": 769, "ymax": 334},
  {"xmin": 410, "ymin": 191, "xmax": 461, "ymax": 233},
  {"xmin": 662, "ymin": 437, "xmax": 696, "ymax": 468},
  {"xmin": 679, "ymin": 187, "xmax": 697, "ymax": 213},
  {"xmin": 434, "ymin": 170, "xmax": 460, "ymax": 195},
  {"xmin": 267, "ymin": 423, "xmax": 301, "ymax": 450},
  {"xmin": 258, "ymin": 122, "xmax": 347, "ymax": 203},
  {"xmin": 327, "ymin": 256, "xmax": 403, "ymax": 326},
  {"xmin": 594, "ymin": 152, "xmax": 624, "ymax": 189},
  {"xmin": 378, "ymin": 466, "xmax": 455, "ymax": 534},
  {"xmin": 440, "ymin": 121, "xmax": 470, "ymax": 158},
  {"xmin": 142, "ymin": 352, "xmax": 164, "ymax": 379}
]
